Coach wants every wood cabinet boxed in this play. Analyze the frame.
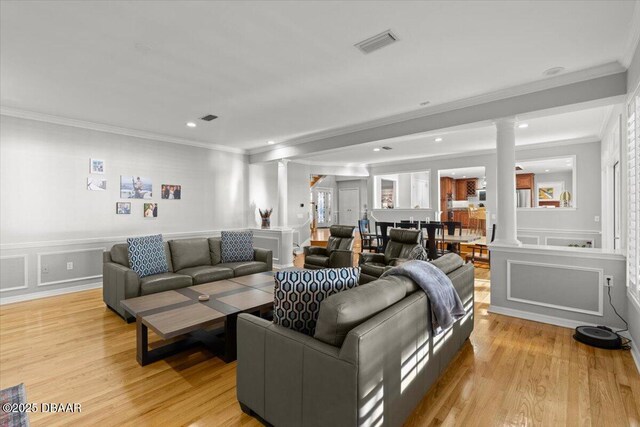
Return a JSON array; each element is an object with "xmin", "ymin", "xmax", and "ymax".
[
  {"xmin": 440, "ymin": 177, "xmax": 455, "ymax": 221},
  {"xmin": 454, "ymin": 179, "xmax": 478, "ymax": 200},
  {"xmin": 516, "ymin": 173, "xmax": 534, "ymax": 190},
  {"xmin": 452, "ymin": 209, "xmax": 470, "ymax": 228}
]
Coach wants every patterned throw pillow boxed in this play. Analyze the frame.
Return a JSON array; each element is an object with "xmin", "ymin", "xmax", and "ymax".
[
  {"xmin": 408, "ymin": 244, "xmax": 428, "ymax": 261},
  {"xmin": 273, "ymin": 267, "xmax": 360, "ymax": 336},
  {"xmin": 127, "ymin": 234, "xmax": 169, "ymax": 278},
  {"xmin": 220, "ymin": 231, "xmax": 254, "ymax": 262}
]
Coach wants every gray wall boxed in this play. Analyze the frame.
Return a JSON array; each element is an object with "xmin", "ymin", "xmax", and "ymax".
[
  {"xmin": 336, "ymin": 178, "xmax": 369, "ymax": 220},
  {"xmin": 1, "ymin": 115, "xmax": 248, "ymax": 300},
  {"xmin": 629, "ymin": 37, "xmax": 640, "ymax": 93},
  {"xmin": 287, "ymin": 161, "xmax": 311, "ymax": 245},
  {"xmin": 248, "ymin": 162, "xmax": 279, "ymax": 227}
]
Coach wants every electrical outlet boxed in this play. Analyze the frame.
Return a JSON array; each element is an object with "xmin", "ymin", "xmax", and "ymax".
[
  {"xmin": 604, "ymin": 275, "xmax": 614, "ymax": 287},
  {"xmin": 42, "ymin": 265, "xmax": 49, "ymax": 274},
  {"xmin": 66, "ymin": 262, "xmax": 74, "ymax": 270},
  {"xmin": 594, "ymin": 216, "xmax": 600, "ymax": 222}
]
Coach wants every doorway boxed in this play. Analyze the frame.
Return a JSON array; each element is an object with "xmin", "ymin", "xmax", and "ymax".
[
  {"xmin": 314, "ymin": 188, "xmax": 333, "ymax": 228},
  {"xmin": 338, "ymin": 188, "xmax": 360, "ymax": 226}
]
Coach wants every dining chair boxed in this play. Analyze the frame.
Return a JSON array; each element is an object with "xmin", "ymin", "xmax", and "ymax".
[
  {"xmin": 467, "ymin": 223, "xmax": 496, "ymax": 265},
  {"xmin": 375, "ymin": 222, "xmax": 395, "ymax": 253},
  {"xmin": 421, "ymin": 222, "xmax": 445, "ymax": 260},
  {"xmin": 358, "ymin": 219, "xmax": 379, "ymax": 253},
  {"xmin": 396, "ymin": 221, "xmax": 419, "ymax": 230},
  {"xmin": 442, "ymin": 221, "xmax": 462, "ymax": 253}
]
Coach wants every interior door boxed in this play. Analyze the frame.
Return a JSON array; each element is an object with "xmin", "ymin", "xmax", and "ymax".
[
  {"xmin": 315, "ymin": 188, "xmax": 333, "ymax": 228},
  {"xmin": 338, "ymin": 188, "xmax": 360, "ymax": 226}
]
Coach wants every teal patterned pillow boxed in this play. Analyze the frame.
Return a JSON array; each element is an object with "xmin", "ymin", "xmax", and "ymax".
[
  {"xmin": 221, "ymin": 231, "xmax": 254, "ymax": 262},
  {"xmin": 274, "ymin": 267, "xmax": 360, "ymax": 335},
  {"xmin": 127, "ymin": 234, "xmax": 168, "ymax": 278}
]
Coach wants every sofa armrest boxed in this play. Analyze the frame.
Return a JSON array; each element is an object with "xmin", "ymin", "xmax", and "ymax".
[
  {"xmin": 359, "ymin": 252, "xmax": 385, "ymax": 265},
  {"xmin": 329, "ymin": 249, "xmax": 353, "ymax": 268},
  {"xmin": 237, "ymin": 314, "xmax": 357, "ymax": 426},
  {"xmin": 102, "ymin": 262, "xmax": 140, "ymax": 320},
  {"xmin": 304, "ymin": 246, "xmax": 328, "ymax": 256},
  {"xmin": 253, "ymin": 248, "xmax": 273, "ymax": 271}
]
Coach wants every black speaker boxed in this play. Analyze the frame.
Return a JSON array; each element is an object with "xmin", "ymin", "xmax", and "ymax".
[{"xmin": 573, "ymin": 326, "xmax": 622, "ymax": 349}]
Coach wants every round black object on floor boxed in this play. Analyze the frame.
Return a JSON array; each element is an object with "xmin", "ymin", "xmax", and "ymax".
[{"xmin": 573, "ymin": 326, "xmax": 622, "ymax": 349}]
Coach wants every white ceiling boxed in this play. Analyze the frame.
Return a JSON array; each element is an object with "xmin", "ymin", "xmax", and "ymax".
[
  {"xmin": 516, "ymin": 157, "xmax": 574, "ymax": 175},
  {"xmin": 0, "ymin": 1, "xmax": 637, "ymax": 151},
  {"xmin": 440, "ymin": 167, "xmax": 487, "ymax": 179},
  {"xmin": 297, "ymin": 105, "xmax": 609, "ymax": 165}
]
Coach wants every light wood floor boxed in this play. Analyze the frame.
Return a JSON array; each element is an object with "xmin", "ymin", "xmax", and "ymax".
[{"xmin": 1, "ymin": 267, "xmax": 639, "ymax": 426}]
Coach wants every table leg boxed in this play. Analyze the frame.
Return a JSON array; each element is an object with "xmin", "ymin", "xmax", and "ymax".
[
  {"xmin": 223, "ymin": 313, "xmax": 238, "ymax": 363},
  {"xmin": 136, "ymin": 320, "xmax": 149, "ymax": 366}
]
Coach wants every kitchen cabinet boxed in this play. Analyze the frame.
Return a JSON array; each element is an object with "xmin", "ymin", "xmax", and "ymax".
[
  {"xmin": 455, "ymin": 180, "xmax": 466, "ymax": 200},
  {"xmin": 452, "ymin": 209, "xmax": 470, "ymax": 228},
  {"xmin": 440, "ymin": 177, "xmax": 455, "ymax": 220},
  {"xmin": 516, "ymin": 173, "xmax": 534, "ymax": 190}
]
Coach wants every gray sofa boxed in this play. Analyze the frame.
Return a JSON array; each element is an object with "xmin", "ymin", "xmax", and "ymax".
[
  {"xmin": 103, "ymin": 237, "xmax": 272, "ymax": 320},
  {"xmin": 237, "ymin": 253, "xmax": 474, "ymax": 427}
]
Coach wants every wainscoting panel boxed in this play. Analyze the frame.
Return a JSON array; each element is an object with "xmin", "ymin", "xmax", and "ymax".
[
  {"xmin": 517, "ymin": 235, "xmax": 540, "ymax": 245},
  {"xmin": 544, "ymin": 237, "xmax": 594, "ymax": 247},
  {"xmin": 253, "ymin": 236, "xmax": 281, "ymax": 264},
  {"xmin": 507, "ymin": 260, "xmax": 603, "ymax": 316},
  {"xmin": 37, "ymin": 248, "xmax": 105, "ymax": 287},
  {"xmin": 0, "ymin": 255, "xmax": 28, "ymax": 292}
]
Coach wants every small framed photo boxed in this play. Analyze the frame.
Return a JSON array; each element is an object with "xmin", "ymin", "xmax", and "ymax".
[
  {"xmin": 116, "ymin": 202, "xmax": 131, "ymax": 215},
  {"xmin": 90, "ymin": 158, "xmax": 105, "ymax": 174},
  {"xmin": 87, "ymin": 177, "xmax": 107, "ymax": 191},
  {"xmin": 161, "ymin": 184, "xmax": 182, "ymax": 200},
  {"xmin": 144, "ymin": 203, "xmax": 158, "ymax": 218}
]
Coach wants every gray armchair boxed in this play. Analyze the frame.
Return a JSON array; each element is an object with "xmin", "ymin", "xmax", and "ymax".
[
  {"xmin": 303, "ymin": 225, "xmax": 356, "ymax": 269},
  {"xmin": 359, "ymin": 228, "xmax": 422, "ymax": 283}
]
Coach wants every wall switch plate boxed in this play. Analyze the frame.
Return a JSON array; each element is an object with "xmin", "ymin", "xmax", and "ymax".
[
  {"xmin": 604, "ymin": 275, "xmax": 613, "ymax": 287},
  {"xmin": 594, "ymin": 216, "xmax": 600, "ymax": 222},
  {"xmin": 42, "ymin": 266, "xmax": 49, "ymax": 274},
  {"xmin": 66, "ymin": 262, "xmax": 74, "ymax": 270}
]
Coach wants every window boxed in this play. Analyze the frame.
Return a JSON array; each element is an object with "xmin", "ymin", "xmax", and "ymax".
[{"xmin": 627, "ymin": 86, "xmax": 639, "ymax": 302}]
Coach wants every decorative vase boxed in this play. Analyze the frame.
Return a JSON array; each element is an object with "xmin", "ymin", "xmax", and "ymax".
[
  {"xmin": 261, "ymin": 217, "xmax": 270, "ymax": 229},
  {"xmin": 259, "ymin": 208, "xmax": 273, "ymax": 229}
]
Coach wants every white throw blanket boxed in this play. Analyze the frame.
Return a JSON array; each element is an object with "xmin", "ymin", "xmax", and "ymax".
[{"xmin": 381, "ymin": 260, "xmax": 465, "ymax": 333}]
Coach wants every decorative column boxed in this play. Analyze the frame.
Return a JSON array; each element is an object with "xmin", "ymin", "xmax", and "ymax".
[
  {"xmin": 492, "ymin": 117, "xmax": 522, "ymax": 246},
  {"xmin": 277, "ymin": 159, "xmax": 289, "ymax": 227}
]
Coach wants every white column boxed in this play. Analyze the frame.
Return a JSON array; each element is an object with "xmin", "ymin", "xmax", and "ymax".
[
  {"xmin": 277, "ymin": 159, "xmax": 289, "ymax": 227},
  {"xmin": 493, "ymin": 117, "xmax": 522, "ymax": 246}
]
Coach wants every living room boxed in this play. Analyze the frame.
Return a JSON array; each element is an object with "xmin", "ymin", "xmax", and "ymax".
[{"xmin": 1, "ymin": 1, "xmax": 640, "ymax": 426}]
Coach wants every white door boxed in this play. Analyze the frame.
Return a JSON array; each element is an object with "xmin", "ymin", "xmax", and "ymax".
[{"xmin": 338, "ymin": 188, "xmax": 360, "ymax": 226}]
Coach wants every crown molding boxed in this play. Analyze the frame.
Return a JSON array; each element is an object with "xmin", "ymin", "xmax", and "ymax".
[
  {"xmin": 248, "ymin": 62, "xmax": 625, "ymax": 156},
  {"xmin": 0, "ymin": 107, "xmax": 246, "ymax": 155},
  {"xmin": 621, "ymin": 0, "xmax": 640, "ymax": 68}
]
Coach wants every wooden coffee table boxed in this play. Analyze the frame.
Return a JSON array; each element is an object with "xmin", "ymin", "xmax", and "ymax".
[{"xmin": 120, "ymin": 272, "xmax": 275, "ymax": 366}]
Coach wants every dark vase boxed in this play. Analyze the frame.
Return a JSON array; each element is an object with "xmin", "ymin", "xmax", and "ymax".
[{"xmin": 261, "ymin": 217, "xmax": 271, "ymax": 229}]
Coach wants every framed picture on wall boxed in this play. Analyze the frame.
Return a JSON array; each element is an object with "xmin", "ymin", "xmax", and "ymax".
[
  {"xmin": 537, "ymin": 181, "xmax": 564, "ymax": 201},
  {"xmin": 90, "ymin": 158, "xmax": 105, "ymax": 174},
  {"xmin": 144, "ymin": 203, "xmax": 158, "ymax": 218},
  {"xmin": 161, "ymin": 184, "xmax": 181, "ymax": 200},
  {"xmin": 116, "ymin": 202, "xmax": 131, "ymax": 215},
  {"xmin": 120, "ymin": 176, "xmax": 152, "ymax": 199},
  {"xmin": 87, "ymin": 177, "xmax": 107, "ymax": 191}
]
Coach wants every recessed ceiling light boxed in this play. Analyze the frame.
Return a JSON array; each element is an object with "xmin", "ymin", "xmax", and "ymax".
[
  {"xmin": 373, "ymin": 148, "xmax": 381, "ymax": 152},
  {"xmin": 435, "ymin": 137, "xmax": 443, "ymax": 142},
  {"xmin": 420, "ymin": 101, "xmax": 430, "ymax": 106},
  {"xmin": 451, "ymin": 172, "xmax": 456, "ymax": 175},
  {"xmin": 518, "ymin": 123, "xmax": 529, "ymax": 129},
  {"xmin": 545, "ymin": 169, "xmax": 550, "ymax": 172},
  {"xmin": 462, "ymin": 176, "xmax": 467, "ymax": 178},
  {"xmin": 267, "ymin": 140, "xmax": 275, "ymax": 145},
  {"xmin": 544, "ymin": 66, "xmax": 565, "ymax": 76},
  {"xmin": 186, "ymin": 122, "xmax": 197, "ymax": 128}
]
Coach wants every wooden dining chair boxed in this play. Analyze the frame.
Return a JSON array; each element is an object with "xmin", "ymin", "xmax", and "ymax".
[
  {"xmin": 442, "ymin": 221, "xmax": 462, "ymax": 254},
  {"xmin": 421, "ymin": 222, "xmax": 445, "ymax": 260},
  {"xmin": 375, "ymin": 222, "xmax": 395, "ymax": 253},
  {"xmin": 467, "ymin": 224, "xmax": 496, "ymax": 265},
  {"xmin": 358, "ymin": 219, "xmax": 379, "ymax": 253},
  {"xmin": 396, "ymin": 221, "xmax": 419, "ymax": 230}
]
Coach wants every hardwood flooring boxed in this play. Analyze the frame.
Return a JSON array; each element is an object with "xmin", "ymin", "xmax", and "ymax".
[{"xmin": 1, "ymin": 265, "xmax": 639, "ymax": 426}]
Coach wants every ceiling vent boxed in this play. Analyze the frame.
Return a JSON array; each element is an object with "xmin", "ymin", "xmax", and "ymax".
[
  {"xmin": 355, "ymin": 30, "xmax": 399, "ymax": 54},
  {"xmin": 200, "ymin": 114, "xmax": 218, "ymax": 121},
  {"xmin": 382, "ymin": 146, "xmax": 393, "ymax": 150}
]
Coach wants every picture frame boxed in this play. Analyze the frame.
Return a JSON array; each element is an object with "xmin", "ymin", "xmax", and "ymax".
[
  {"xmin": 116, "ymin": 202, "xmax": 131, "ymax": 215},
  {"xmin": 161, "ymin": 184, "xmax": 182, "ymax": 200},
  {"xmin": 537, "ymin": 181, "xmax": 564, "ymax": 201},
  {"xmin": 120, "ymin": 176, "xmax": 153, "ymax": 199},
  {"xmin": 87, "ymin": 177, "xmax": 107, "ymax": 191},
  {"xmin": 90, "ymin": 158, "xmax": 105, "ymax": 174},
  {"xmin": 144, "ymin": 203, "xmax": 158, "ymax": 218}
]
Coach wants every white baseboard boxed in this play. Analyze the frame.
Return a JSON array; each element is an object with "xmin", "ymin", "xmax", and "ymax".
[
  {"xmin": 273, "ymin": 263, "xmax": 294, "ymax": 270},
  {"xmin": 489, "ymin": 304, "xmax": 639, "ymax": 374},
  {"xmin": 0, "ymin": 282, "xmax": 102, "ymax": 305}
]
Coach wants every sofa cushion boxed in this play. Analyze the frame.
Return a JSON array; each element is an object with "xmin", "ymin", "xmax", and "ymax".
[
  {"xmin": 217, "ymin": 261, "xmax": 269, "ymax": 277},
  {"xmin": 169, "ymin": 238, "xmax": 211, "ymax": 271},
  {"xmin": 314, "ymin": 275, "xmax": 407, "ymax": 347},
  {"xmin": 139, "ymin": 272, "xmax": 192, "ymax": 295},
  {"xmin": 430, "ymin": 253, "xmax": 464, "ymax": 275},
  {"xmin": 177, "ymin": 266, "xmax": 234, "ymax": 284},
  {"xmin": 273, "ymin": 267, "xmax": 360, "ymax": 336},
  {"xmin": 208, "ymin": 237, "xmax": 223, "ymax": 265},
  {"xmin": 304, "ymin": 254, "xmax": 330, "ymax": 268},
  {"xmin": 221, "ymin": 231, "xmax": 254, "ymax": 262},
  {"xmin": 110, "ymin": 243, "xmax": 130, "ymax": 267},
  {"xmin": 360, "ymin": 262, "xmax": 386, "ymax": 278},
  {"xmin": 127, "ymin": 234, "xmax": 169, "ymax": 278}
]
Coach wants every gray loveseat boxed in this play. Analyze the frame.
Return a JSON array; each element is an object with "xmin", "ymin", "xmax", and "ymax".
[
  {"xmin": 237, "ymin": 253, "xmax": 474, "ymax": 427},
  {"xmin": 103, "ymin": 237, "xmax": 272, "ymax": 320}
]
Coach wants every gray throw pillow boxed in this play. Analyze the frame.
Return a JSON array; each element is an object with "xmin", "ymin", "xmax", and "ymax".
[{"xmin": 408, "ymin": 244, "xmax": 428, "ymax": 261}]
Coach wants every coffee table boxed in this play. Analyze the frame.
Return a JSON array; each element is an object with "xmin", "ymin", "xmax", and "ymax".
[{"xmin": 120, "ymin": 272, "xmax": 275, "ymax": 366}]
